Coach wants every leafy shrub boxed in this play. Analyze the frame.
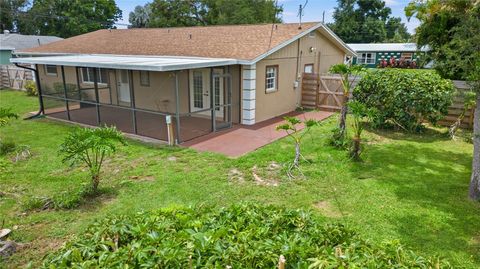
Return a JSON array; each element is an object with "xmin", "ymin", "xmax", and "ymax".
[
  {"xmin": 0, "ymin": 139, "xmax": 16, "ymax": 156},
  {"xmin": 24, "ymin": 80, "xmax": 38, "ymax": 96},
  {"xmin": 42, "ymin": 203, "xmax": 450, "ymax": 268},
  {"xmin": 353, "ymin": 69, "xmax": 455, "ymax": 131}
]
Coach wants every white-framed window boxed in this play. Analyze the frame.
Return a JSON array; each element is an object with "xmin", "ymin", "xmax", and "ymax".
[
  {"xmin": 401, "ymin": 52, "xmax": 413, "ymax": 61},
  {"xmin": 265, "ymin": 65, "xmax": 278, "ymax": 93},
  {"xmin": 140, "ymin": 70, "xmax": 150, "ymax": 86},
  {"xmin": 357, "ymin": 53, "xmax": 376, "ymax": 64},
  {"xmin": 81, "ymin": 68, "xmax": 108, "ymax": 84},
  {"xmin": 304, "ymin": 64, "xmax": 314, "ymax": 73},
  {"xmin": 45, "ymin": 65, "xmax": 58, "ymax": 76}
]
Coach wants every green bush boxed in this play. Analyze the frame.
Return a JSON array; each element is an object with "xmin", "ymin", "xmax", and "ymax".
[
  {"xmin": 0, "ymin": 139, "xmax": 16, "ymax": 155},
  {"xmin": 42, "ymin": 203, "xmax": 450, "ymax": 268},
  {"xmin": 21, "ymin": 186, "xmax": 97, "ymax": 211},
  {"xmin": 24, "ymin": 80, "xmax": 38, "ymax": 96},
  {"xmin": 353, "ymin": 69, "xmax": 455, "ymax": 131}
]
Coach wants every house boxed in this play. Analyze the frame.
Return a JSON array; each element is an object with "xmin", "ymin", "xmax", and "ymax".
[
  {"xmin": 11, "ymin": 22, "xmax": 355, "ymax": 144},
  {"xmin": 0, "ymin": 31, "xmax": 62, "ymax": 89},
  {"xmin": 347, "ymin": 43, "xmax": 428, "ymax": 68}
]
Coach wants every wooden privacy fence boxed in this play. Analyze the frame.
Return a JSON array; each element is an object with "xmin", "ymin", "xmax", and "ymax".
[
  {"xmin": 0, "ymin": 65, "xmax": 33, "ymax": 90},
  {"xmin": 301, "ymin": 73, "xmax": 359, "ymax": 112},
  {"xmin": 301, "ymin": 73, "xmax": 475, "ymax": 129},
  {"xmin": 438, "ymin": 80, "xmax": 475, "ymax": 129}
]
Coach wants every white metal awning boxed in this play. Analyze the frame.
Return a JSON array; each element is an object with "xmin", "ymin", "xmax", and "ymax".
[{"xmin": 11, "ymin": 54, "xmax": 239, "ymax": 71}]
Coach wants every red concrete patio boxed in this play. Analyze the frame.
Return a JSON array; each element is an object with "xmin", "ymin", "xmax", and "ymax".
[{"xmin": 182, "ymin": 110, "xmax": 334, "ymax": 157}]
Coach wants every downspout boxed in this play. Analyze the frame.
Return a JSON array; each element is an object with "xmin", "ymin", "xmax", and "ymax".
[{"xmin": 14, "ymin": 63, "xmax": 45, "ymax": 120}]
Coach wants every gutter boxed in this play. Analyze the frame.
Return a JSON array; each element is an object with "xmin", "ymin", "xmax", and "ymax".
[{"xmin": 14, "ymin": 63, "xmax": 45, "ymax": 120}]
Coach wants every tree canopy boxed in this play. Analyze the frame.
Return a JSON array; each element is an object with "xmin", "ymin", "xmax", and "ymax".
[
  {"xmin": 128, "ymin": 0, "xmax": 282, "ymax": 28},
  {"xmin": 3, "ymin": 0, "xmax": 122, "ymax": 38},
  {"xmin": 0, "ymin": 0, "xmax": 28, "ymax": 32},
  {"xmin": 329, "ymin": 0, "xmax": 411, "ymax": 43},
  {"xmin": 406, "ymin": 0, "xmax": 480, "ymax": 80}
]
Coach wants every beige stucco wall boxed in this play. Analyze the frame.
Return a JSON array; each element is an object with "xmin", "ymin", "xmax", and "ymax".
[{"xmin": 254, "ymin": 30, "xmax": 345, "ymax": 123}]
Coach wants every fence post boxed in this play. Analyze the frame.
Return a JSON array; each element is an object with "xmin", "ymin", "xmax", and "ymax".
[{"xmin": 315, "ymin": 73, "xmax": 320, "ymax": 108}]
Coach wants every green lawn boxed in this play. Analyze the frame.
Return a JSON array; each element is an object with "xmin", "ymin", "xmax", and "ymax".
[{"xmin": 1, "ymin": 90, "xmax": 479, "ymax": 268}]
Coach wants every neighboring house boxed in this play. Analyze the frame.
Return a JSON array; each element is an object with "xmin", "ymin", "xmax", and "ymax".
[
  {"xmin": 347, "ymin": 43, "xmax": 428, "ymax": 68},
  {"xmin": 0, "ymin": 31, "xmax": 62, "ymax": 89},
  {"xmin": 12, "ymin": 22, "xmax": 354, "ymax": 144}
]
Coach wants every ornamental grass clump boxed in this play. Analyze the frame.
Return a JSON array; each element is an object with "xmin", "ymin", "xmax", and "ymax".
[
  {"xmin": 353, "ymin": 69, "xmax": 454, "ymax": 132},
  {"xmin": 42, "ymin": 203, "xmax": 451, "ymax": 268}
]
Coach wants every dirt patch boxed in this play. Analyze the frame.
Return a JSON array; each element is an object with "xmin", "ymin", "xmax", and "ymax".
[
  {"xmin": 129, "ymin": 175, "xmax": 156, "ymax": 182},
  {"xmin": 313, "ymin": 201, "xmax": 343, "ymax": 218},
  {"xmin": 252, "ymin": 165, "xmax": 279, "ymax": 187},
  {"xmin": 228, "ymin": 168, "xmax": 244, "ymax": 183},
  {"xmin": 11, "ymin": 237, "xmax": 65, "ymax": 268}
]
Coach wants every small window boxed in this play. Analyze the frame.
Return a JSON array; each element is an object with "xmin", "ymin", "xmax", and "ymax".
[
  {"xmin": 139, "ymin": 71, "xmax": 150, "ymax": 86},
  {"xmin": 308, "ymin": 31, "xmax": 315, "ymax": 38},
  {"xmin": 81, "ymin": 68, "xmax": 107, "ymax": 84},
  {"xmin": 358, "ymin": 53, "xmax": 376, "ymax": 64},
  {"xmin": 401, "ymin": 52, "xmax": 413, "ymax": 61},
  {"xmin": 304, "ymin": 64, "xmax": 314, "ymax": 73},
  {"xmin": 265, "ymin": 65, "xmax": 278, "ymax": 93},
  {"xmin": 45, "ymin": 65, "xmax": 57, "ymax": 76}
]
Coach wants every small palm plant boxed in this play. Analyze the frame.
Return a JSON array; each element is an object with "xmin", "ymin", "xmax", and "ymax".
[
  {"xmin": 276, "ymin": 117, "xmax": 318, "ymax": 178},
  {"xmin": 329, "ymin": 64, "xmax": 364, "ymax": 145},
  {"xmin": 59, "ymin": 126, "xmax": 126, "ymax": 194},
  {"xmin": 349, "ymin": 100, "xmax": 377, "ymax": 161}
]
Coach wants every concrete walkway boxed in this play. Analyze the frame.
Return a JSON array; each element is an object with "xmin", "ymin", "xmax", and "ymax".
[{"xmin": 182, "ymin": 110, "xmax": 334, "ymax": 157}]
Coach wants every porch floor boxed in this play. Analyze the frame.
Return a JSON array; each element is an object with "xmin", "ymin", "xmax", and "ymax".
[{"xmin": 181, "ymin": 110, "xmax": 334, "ymax": 157}]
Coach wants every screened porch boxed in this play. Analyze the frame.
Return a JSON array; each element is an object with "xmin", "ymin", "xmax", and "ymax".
[{"xmin": 35, "ymin": 62, "xmax": 239, "ymax": 143}]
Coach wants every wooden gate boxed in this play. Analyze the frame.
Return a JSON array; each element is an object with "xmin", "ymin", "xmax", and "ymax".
[{"xmin": 301, "ymin": 73, "xmax": 356, "ymax": 112}]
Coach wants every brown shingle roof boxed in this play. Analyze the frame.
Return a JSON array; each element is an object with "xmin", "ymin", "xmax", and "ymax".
[{"xmin": 20, "ymin": 22, "xmax": 320, "ymax": 61}]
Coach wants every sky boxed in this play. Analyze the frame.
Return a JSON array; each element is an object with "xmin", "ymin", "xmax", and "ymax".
[{"xmin": 115, "ymin": 0, "xmax": 420, "ymax": 33}]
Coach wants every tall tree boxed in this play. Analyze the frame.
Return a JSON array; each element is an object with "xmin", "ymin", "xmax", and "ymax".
[
  {"xmin": 129, "ymin": 4, "xmax": 152, "ymax": 28},
  {"xmin": 0, "ymin": 0, "xmax": 28, "ymax": 32},
  {"xmin": 406, "ymin": 0, "xmax": 480, "ymax": 200},
  {"xmin": 144, "ymin": 0, "xmax": 281, "ymax": 28},
  {"xmin": 329, "ymin": 0, "xmax": 411, "ymax": 43},
  {"xmin": 18, "ymin": 0, "xmax": 122, "ymax": 38}
]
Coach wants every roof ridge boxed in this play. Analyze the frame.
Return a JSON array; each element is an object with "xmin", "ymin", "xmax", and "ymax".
[{"xmin": 107, "ymin": 21, "xmax": 321, "ymax": 31}]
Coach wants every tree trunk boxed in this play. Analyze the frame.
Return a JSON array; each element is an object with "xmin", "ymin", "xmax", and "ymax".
[
  {"xmin": 92, "ymin": 173, "xmax": 100, "ymax": 193},
  {"xmin": 338, "ymin": 95, "xmax": 349, "ymax": 138},
  {"xmin": 351, "ymin": 136, "xmax": 361, "ymax": 161},
  {"xmin": 469, "ymin": 94, "xmax": 480, "ymax": 200},
  {"xmin": 293, "ymin": 142, "xmax": 300, "ymax": 167}
]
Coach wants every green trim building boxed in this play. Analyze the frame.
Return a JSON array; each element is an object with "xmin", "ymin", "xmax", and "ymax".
[{"xmin": 347, "ymin": 43, "xmax": 428, "ymax": 68}]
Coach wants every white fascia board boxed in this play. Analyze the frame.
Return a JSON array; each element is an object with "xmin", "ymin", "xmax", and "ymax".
[{"xmin": 10, "ymin": 55, "xmax": 239, "ymax": 72}]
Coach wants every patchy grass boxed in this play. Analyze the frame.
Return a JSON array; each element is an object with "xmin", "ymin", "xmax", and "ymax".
[{"xmin": 0, "ymin": 90, "xmax": 479, "ymax": 268}]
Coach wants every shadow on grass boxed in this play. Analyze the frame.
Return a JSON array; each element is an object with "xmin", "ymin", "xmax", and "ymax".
[
  {"xmin": 364, "ymin": 125, "xmax": 451, "ymax": 143},
  {"xmin": 352, "ymin": 141, "xmax": 479, "ymax": 263}
]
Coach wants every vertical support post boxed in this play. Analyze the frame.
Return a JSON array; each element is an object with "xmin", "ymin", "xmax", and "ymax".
[
  {"xmin": 128, "ymin": 70, "xmax": 137, "ymax": 134},
  {"xmin": 75, "ymin": 67, "xmax": 82, "ymax": 100},
  {"xmin": 93, "ymin": 67, "xmax": 100, "ymax": 125},
  {"xmin": 174, "ymin": 71, "xmax": 181, "ymax": 144},
  {"xmin": 61, "ymin": 66, "xmax": 71, "ymax": 120},
  {"xmin": 241, "ymin": 64, "xmax": 256, "ymax": 125},
  {"xmin": 34, "ymin": 64, "xmax": 45, "ymax": 115},
  {"xmin": 210, "ymin": 67, "xmax": 215, "ymax": 132}
]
